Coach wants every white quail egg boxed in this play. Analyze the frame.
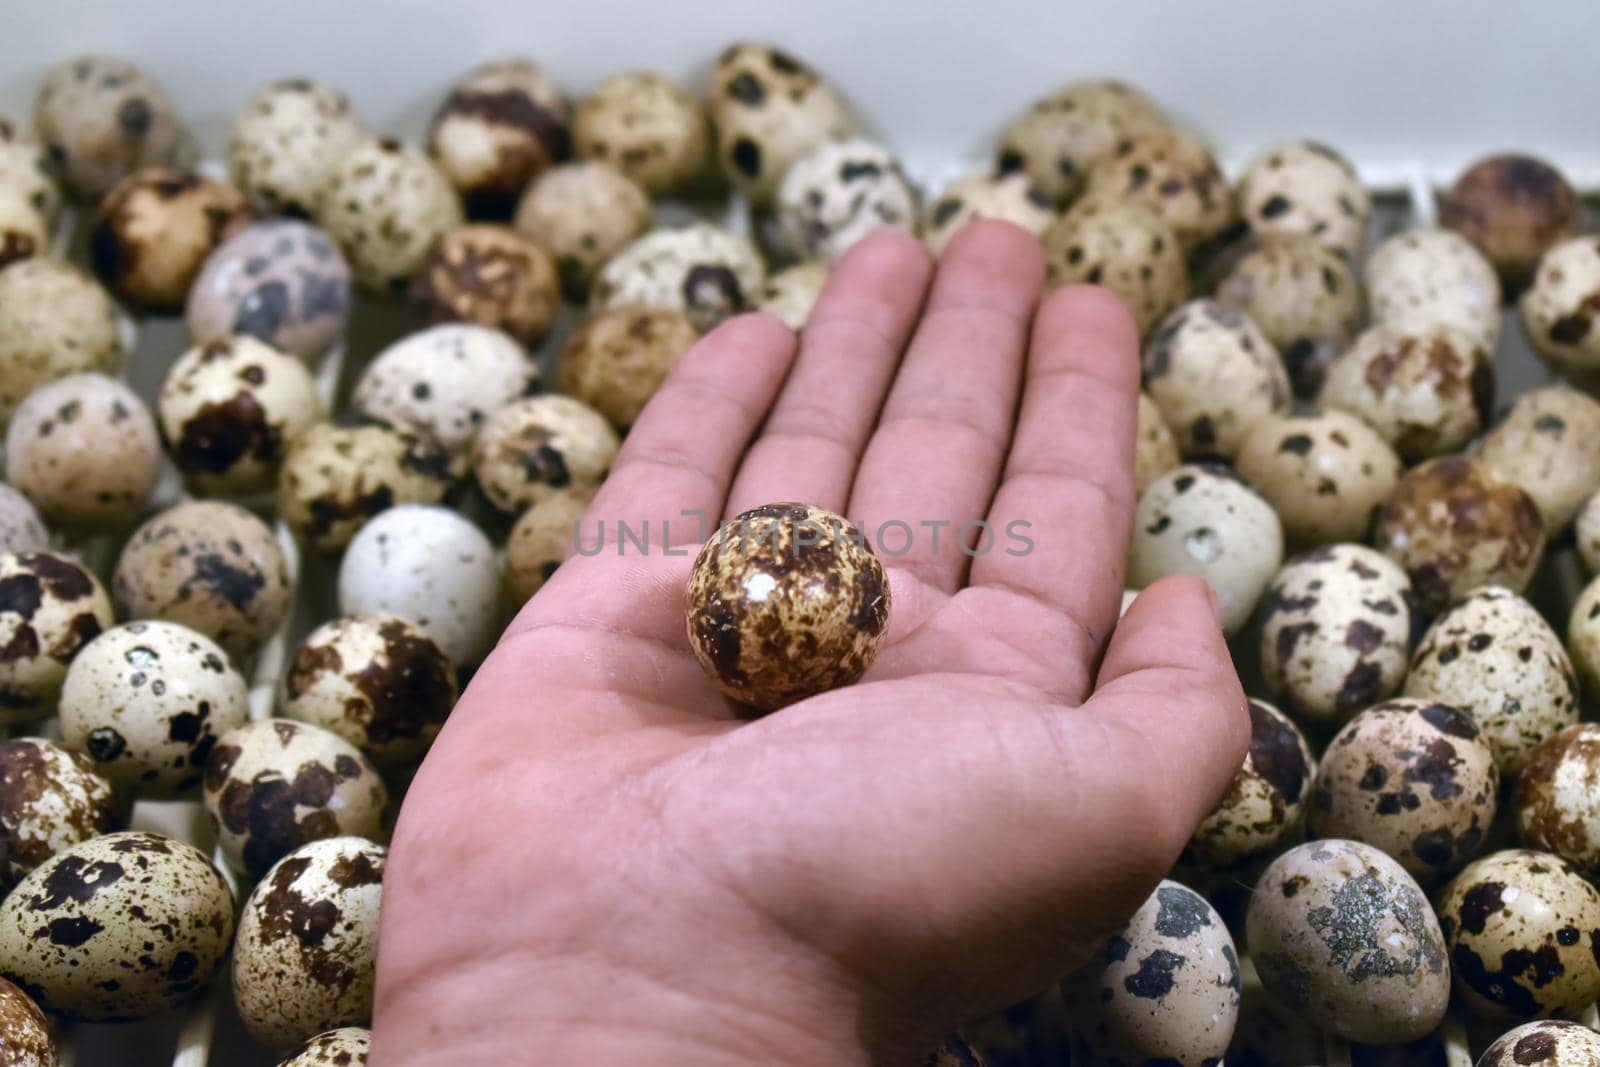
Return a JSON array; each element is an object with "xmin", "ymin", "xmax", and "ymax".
[
  {"xmin": 557, "ymin": 306, "xmax": 700, "ymax": 430},
  {"xmin": 512, "ymin": 161, "xmax": 651, "ymax": 299},
  {"xmin": 1441, "ymin": 154, "xmax": 1582, "ymax": 291},
  {"xmin": 591, "ymin": 223, "xmax": 767, "ymax": 333},
  {"xmin": 279, "ymin": 1027, "xmax": 371, "ymax": 1066},
  {"xmin": 709, "ymin": 43, "xmax": 853, "ymax": 205},
  {"xmin": 32, "ymin": 55, "xmax": 190, "ymax": 200},
  {"xmin": 505, "ymin": 487, "xmax": 593, "ymax": 606},
  {"xmin": 924, "ymin": 172, "xmax": 1055, "ymax": 256},
  {"xmin": 1481, "ymin": 386, "xmax": 1600, "ymax": 537},
  {"xmin": 1235, "ymin": 140, "xmax": 1371, "ymax": 262},
  {"xmin": 88, "ymin": 167, "xmax": 250, "ymax": 311},
  {"xmin": 994, "ymin": 78, "xmax": 1170, "ymax": 205},
  {"xmin": 1235, "ymin": 411, "xmax": 1401, "ymax": 546},
  {"xmin": 1367, "ymin": 227, "xmax": 1502, "ymax": 352},
  {"xmin": 413, "ymin": 224, "xmax": 560, "ymax": 348},
  {"xmin": 1083, "ymin": 130, "xmax": 1234, "ymax": 251},
  {"xmin": 1043, "ymin": 198, "xmax": 1187, "ymax": 338},
  {"xmin": 0, "ymin": 259, "xmax": 125, "ymax": 428},
  {"xmin": 0, "ymin": 550, "xmax": 113, "ymax": 724},
  {"xmin": 777, "ymin": 138, "xmax": 919, "ymax": 263},
  {"xmin": 756, "ymin": 260, "xmax": 830, "ymax": 332},
  {"xmin": 1477, "ymin": 1021, "xmax": 1600, "ymax": 1067},
  {"xmin": 427, "ymin": 58, "xmax": 570, "ymax": 218},
  {"xmin": 573, "ymin": 70, "xmax": 708, "ymax": 196},
  {"xmin": 1520, "ymin": 235, "xmax": 1600, "ymax": 381},
  {"xmin": 1182, "ymin": 698, "xmax": 1314, "ymax": 872},
  {"xmin": 0, "ymin": 737, "xmax": 125, "ymax": 892},
  {"xmin": 227, "ymin": 78, "xmax": 366, "ymax": 217},
  {"xmin": 318, "ymin": 137, "xmax": 463, "ymax": 294},
  {"xmin": 471, "ymin": 395, "xmax": 619, "ymax": 515},
  {"xmin": 1517, "ymin": 723, "xmax": 1600, "ymax": 880}
]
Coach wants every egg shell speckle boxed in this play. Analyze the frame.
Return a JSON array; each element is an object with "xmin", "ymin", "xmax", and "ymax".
[
  {"xmin": 573, "ymin": 70, "xmax": 707, "ymax": 196},
  {"xmin": 0, "ymin": 117, "xmax": 61, "ymax": 226},
  {"xmin": 1521, "ymin": 236, "xmax": 1600, "ymax": 381},
  {"xmin": 427, "ymin": 58, "xmax": 570, "ymax": 219},
  {"xmin": 0, "ymin": 550, "xmax": 114, "ymax": 724},
  {"xmin": 227, "ymin": 79, "xmax": 366, "ymax": 218},
  {"xmin": 591, "ymin": 223, "xmax": 767, "ymax": 334},
  {"xmin": 470, "ymin": 394, "xmax": 618, "ymax": 515},
  {"xmin": 0, "ymin": 190, "xmax": 47, "ymax": 271},
  {"xmin": 1476, "ymin": 1020, "xmax": 1600, "ymax": 1067},
  {"xmin": 0, "ymin": 737, "xmax": 124, "ymax": 893},
  {"xmin": 709, "ymin": 43, "xmax": 853, "ymax": 205},
  {"xmin": 1516, "ymin": 723, "xmax": 1600, "ymax": 880},
  {"xmin": 1236, "ymin": 140, "xmax": 1372, "ymax": 262},
  {"xmin": 414, "ymin": 224, "xmax": 560, "ymax": 348},
  {"xmin": 1441, "ymin": 154, "xmax": 1581, "ymax": 291},
  {"xmin": 0, "ymin": 260, "xmax": 124, "ymax": 428},
  {"xmin": 512, "ymin": 161, "xmax": 651, "ymax": 299},
  {"xmin": 557, "ymin": 306, "xmax": 700, "ymax": 431},
  {"xmin": 504, "ymin": 487, "xmax": 594, "ymax": 606},
  {"xmin": 1481, "ymin": 386, "xmax": 1600, "ymax": 538},
  {"xmin": 1367, "ymin": 227, "xmax": 1502, "ymax": 353},
  {"xmin": 1235, "ymin": 410, "xmax": 1401, "ymax": 547},
  {"xmin": 1043, "ymin": 198, "xmax": 1187, "ymax": 339},
  {"xmin": 777, "ymin": 138, "xmax": 919, "ymax": 264},
  {"xmin": 32, "ymin": 55, "xmax": 189, "ymax": 200},
  {"xmin": 1182, "ymin": 698, "xmax": 1313, "ymax": 873},
  {"xmin": 0, "ymin": 486, "xmax": 46, "ymax": 556},
  {"xmin": 1083, "ymin": 130, "xmax": 1233, "ymax": 251},
  {"xmin": 994, "ymin": 79, "xmax": 1170, "ymax": 206},
  {"xmin": 0, "ymin": 975, "xmax": 55, "ymax": 1067},
  {"xmin": 88, "ymin": 167, "xmax": 251, "ymax": 311},
  {"xmin": 278, "ymin": 1026, "xmax": 371, "ymax": 1066},
  {"xmin": 924, "ymin": 172, "xmax": 1056, "ymax": 257},
  {"xmin": 317, "ymin": 138, "xmax": 463, "ymax": 294}
]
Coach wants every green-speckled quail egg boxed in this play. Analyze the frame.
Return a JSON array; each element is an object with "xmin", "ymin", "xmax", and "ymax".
[
  {"xmin": 505, "ymin": 487, "xmax": 593, "ymax": 606},
  {"xmin": 1083, "ymin": 130, "xmax": 1233, "ymax": 251},
  {"xmin": 428, "ymin": 58, "xmax": 570, "ymax": 219},
  {"xmin": 1441, "ymin": 154, "xmax": 1582, "ymax": 291},
  {"xmin": 32, "ymin": 55, "xmax": 190, "ymax": 201},
  {"xmin": 352, "ymin": 324, "xmax": 538, "ymax": 454},
  {"xmin": 1517, "ymin": 724, "xmax": 1600, "ymax": 879},
  {"xmin": 471, "ymin": 395, "xmax": 619, "ymax": 515},
  {"xmin": 924, "ymin": 172, "xmax": 1055, "ymax": 256},
  {"xmin": 0, "ymin": 551, "xmax": 113, "ymax": 724},
  {"xmin": 1236, "ymin": 140, "xmax": 1372, "ymax": 262},
  {"xmin": 1309, "ymin": 699, "xmax": 1498, "ymax": 885},
  {"xmin": 1235, "ymin": 411, "xmax": 1401, "ymax": 546},
  {"xmin": 0, "ymin": 190, "xmax": 46, "ymax": 270},
  {"xmin": 1372, "ymin": 456, "xmax": 1545, "ymax": 616},
  {"xmin": 1404, "ymin": 586, "xmax": 1577, "ymax": 775},
  {"xmin": 1258, "ymin": 544, "xmax": 1413, "ymax": 723},
  {"xmin": 58, "ymin": 620, "xmax": 249, "ymax": 798},
  {"xmin": 1367, "ymin": 228, "xmax": 1502, "ymax": 353},
  {"xmin": 558, "ymin": 306, "xmax": 700, "ymax": 430},
  {"xmin": 1478, "ymin": 1020, "xmax": 1600, "ymax": 1066},
  {"xmin": 0, "ymin": 117, "xmax": 61, "ymax": 227},
  {"xmin": 1520, "ymin": 236, "xmax": 1600, "ymax": 380},
  {"xmin": 204, "ymin": 719, "xmax": 387, "ymax": 881},
  {"xmin": 0, "ymin": 486, "xmax": 46, "ymax": 555},
  {"xmin": 1134, "ymin": 391, "xmax": 1180, "ymax": 495},
  {"xmin": 1142, "ymin": 299, "xmax": 1289, "ymax": 459},
  {"xmin": 113, "ymin": 500, "xmax": 291, "ymax": 661},
  {"xmin": 414, "ymin": 224, "xmax": 560, "ymax": 348},
  {"xmin": 1247, "ymin": 839, "xmax": 1449, "ymax": 1044},
  {"xmin": 0, "ymin": 831, "xmax": 232, "ymax": 1022},
  {"xmin": 1043, "ymin": 198, "xmax": 1187, "ymax": 338},
  {"xmin": 1061, "ymin": 880, "xmax": 1239, "ymax": 1065},
  {"xmin": 227, "ymin": 79, "xmax": 366, "ymax": 217},
  {"xmin": 994, "ymin": 79, "xmax": 1170, "ymax": 206},
  {"xmin": 756, "ymin": 260, "xmax": 830, "ymax": 331},
  {"xmin": 0, "ymin": 737, "xmax": 124, "ymax": 893},
  {"xmin": 337, "ymin": 505, "xmax": 500, "ymax": 668},
  {"xmin": 1182, "ymin": 698, "xmax": 1314, "ymax": 872},
  {"xmin": 233, "ymin": 837, "xmax": 385, "ymax": 1048},
  {"xmin": 318, "ymin": 138, "xmax": 463, "ymax": 294},
  {"xmin": 709, "ymin": 43, "xmax": 853, "ymax": 205},
  {"xmin": 279, "ymin": 1028, "xmax": 371, "ymax": 1067},
  {"xmin": 277, "ymin": 417, "xmax": 454, "ymax": 554},
  {"xmin": 1439, "ymin": 849, "xmax": 1600, "ymax": 1022},
  {"xmin": 512, "ymin": 161, "xmax": 651, "ymax": 300},
  {"xmin": 1214, "ymin": 233, "xmax": 1363, "ymax": 400},
  {"xmin": 591, "ymin": 223, "xmax": 767, "ymax": 333},
  {"xmin": 89, "ymin": 168, "xmax": 251, "ymax": 311},
  {"xmin": 1128, "ymin": 464, "xmax": 1283, "ymax": 635},
  {"xmin": 0, "ymin": 975, "xmax": 56, "ymax": 1067},
  {"xmin": 0, "ymin": 260, "xmax": 125, "ymax": 428},
  {"xmin": 573, "ymin": 70, "xmax": 707, "ymax": 196},
  {"xmin": 1481, "ymin": 387, "xmax": 1600, "ymax": 537},
  {"xmin": 777, "ymin": 138, "xmax": 919, "ymax": 263}
]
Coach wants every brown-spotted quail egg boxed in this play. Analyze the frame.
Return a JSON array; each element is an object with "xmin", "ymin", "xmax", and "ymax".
[
  {"xmin": 277, "ymin": 417, "xmax": 454, "ymax": 554},
  {"xmin": 414, "ymin": 224, "xmax": 560, "ymax": 348},
  {"xmin": 227, "ymin": 78, "xmax": 367, "ymax": 217},
  {"xmin": 204, "ymin": 719, "xmax": 387, "ymax": 880},
  {"xmin": 1042, "ymin": 198, "xmax": 1187, "ymax": 338},
  {"xmin": 1060, "ymin": 880, "xmax": 1239, "ymax": 1065},
  {"xmin": 1367, "ymin": 227, "xmax": 1502, "ymax": 353},
  {"xmin": 1083, "ymin": 130, "xmax": 1234, "ymax": 251},
  {"xmin": 1477, "ymin": 1020, "xmax": 1600, "ymax": 1067},
  {"xmin": 0, "ymin": 737, "xmax": 125, "ymax": 893},
  {"xmin": 1439, "ymin": 849, "xmax": 1600, "ymax": 1022},
  {"xmin": 1481, "ymin": 386, "xmax": 1600, "ymax": 537},
  {"xmin": 1520, "ymin": 236, "xmax": 1600, "ymax": 381},
  {"xmin": 1372, "ymin": 456, "xmax": 1545, "ymax": 616},
  {"xmin": 994, "ymin": 79, "xmax": 1170, "ymax": 206},
  {"xmin": 1134, "ymin": 391, "xmax": 1180, "ymax": 496},
  {"xmin": 573, "ymin": 70, "xmax": 708, "ymax": 196},
  {"xmin": 1441, "ymin": 154, "xmax": 1582, "ymax": 291},
  {"xmin": 557, "ymin": 306, "xmax": 700, "ymax": 430},
  {"xmin": 1235, "ymin": 140, "xmax": 1372, "ymax": 262},
  {"xmin": 591, "ymin": 223, "xmax": 767, "ymax": 333},
  {"xmin": 511, "ymin": 161, "xmax": 651, "ymax": 300},
  {"xmin": 428, "ymin": 58, "xmax": 570, "ymax": 219},
  {"xmin": 0, "ymin": 486, "xmax": 46, "ymax": 556},
  {"xmin": 505, "ymin": 487, "xmax": 594, "ymax": 606},
  {"xmin": 32, "ymin": 55, "xmax": 190, "ymax": 201},
  {"xmin": 0, "ymin": 190, "xmax": 46, "ymax": 270},
  {"xmin": 59, "ymin": 620, "xmax": 249, "ymax": 798},
  {"xmin": 1182, "ymin": 698, "xmax": 1314, "ymax": 872},
  {"xmin": 709, "ymin": 43, "xmax": 853, "ymax": 205},
  {"xmin": 0, "ymin": 830, "xmax": 232, "ymax": 1022},
  {"xmin": 1142, "ymin": 299, "xmax": 1290, "ymax": 459},
  {"xmin": 88, "ymin": 167, "xmax": 250, "ymax": 311},
  {"xmin": 0, "ymin": 551, "xmax": 113, "ymax": 724},
  {"xmin": 777, "ymin": 138, "xmax": 919, "ymax": 263},
  {"xmin": 318, "ymin": 137, "xmax": 463, "ymax": 295},
  {"xmin": 471, "ymin": 395, "xmax": 618, "ymax": 515},
  {"xmin": 1258, "ymin": 544, "xmax": 1413, "ymax": 724},
  {"xmin": 1580, "ymin": 492, "xmax": 1600, "ymax": 576},
  {"xmin": 924, "ymin": 172, "xmax": 1056, "ymax": 257},
  {"xmin": 1404, "ymin": 586, "xmax": 1576, "ymax": 775},
  {"xmin": 1309, "ymin": 699, "xmax": 1498, "ymax": 885},
  {"xmin": 0, "ymin": 117, "xmax": 61, "ymax": 227},
  {"xmin": 0, "ymin": 975, "xmax": 56, "ymax": 1067},
  {"xmin": 112, "ymin": 500, "xmax": 292, "ymax": 660},
  {"xmin": 1235, "ymin": 411, "xmax": 1401, "ymax": 547},
  {"xmin": 756, "ymin": 260, "xmax": 830, "ymax": 332},
  {"xmin": 1566, "ymin": 576, "xmax": 1600, "ymax": 701},
  {"xmin": 233, "ymin": 837, "xmax": 385, "ymax": 1048},
  {"xmin": 0, "ymin": 259, "xmax": 125, "ymax": 428},
  {"xmin": 336, "ymin": 505, "xmax": 499, "ymax": 668},
  {"xmin": 1128, "ymin": 464, "xmax": 1283, "ymax": 635},
  {"xmin": 1246, "ymin": 838, "xmax": 1449, "ymax": 1043},
  {"xmin": 185, "ymin": 219, "xmax": 352, "ymax": 364},
  {"xmin": 279, "ymin": 1028, "xmax": 371, "ymax": 1067},
  {"xmin": 1517, "ymin": 724, "xmax": 1600, "ymax": 880},
  {"xmin": 352, "ymin": 324, "xmax": 538, "ymax": 454}
]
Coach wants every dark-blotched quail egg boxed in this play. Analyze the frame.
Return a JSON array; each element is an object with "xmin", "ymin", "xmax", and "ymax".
[
  {"xmin": 414, "ymin": 224, "xmax": 560, "ymax": 348},
  {"xmin": 573, "ymin": 70, "xmax": 708, "ymax": 196},
  {"xmin": 1043, "ymin": 198, "xmax": 1187, "ymax": 338},
  {"xmin": 1441, "ymin": 154, "xmax": 1581, "ymax": 291},
  {"xmin": 428, "ymin": 58, "xmax": 570, "ymax": 219},
  {"xmin": 1477, "ymin": 1020, "xmax": 1600, "ymax": 1067},
  {"xmin": 1520, "ymin": 236, "xmax": 1600, "ymax": 382},
  {"xmin": 512, "ymin": 161, "xmax": 651, "ymax": 300},
  {"xmin": 0, "ymin": 551, "xmax": 113, "ymax": 723},
  {"xmin": 1134, "ymin": 391, "xmax": 1180, "ymax": 495},
  {"xmin": 0, "ymin": 117, "xmax": 61, "ymax": 228},
  {"xmin": 558, "ymin": 306, "xmax": 700, "ymax": 430},
  {"xmin": 709, "ymin": 43, "xmax": 853, "ymax": 205},
  {"xmin": 471, "ymin": 395, "xmax": 618, "ymax": 515},
  {"xmin": 777, "ymin": 138, "xmax": 919, "ymax": 263},
  {"xmin": 317, "ymin": 138, "xmax": 463, "ymax": 294},
  {"xmin": 0, "ymin": 831, "xmax": 232, "ymax": 1022},
  {"xmin": 89, "ymin": 167, "xmax": 250, "ymax": 311},
  {"xmin": 0, "ymin": 260, "xmax": 125, "ymax": 428},
  {"xmin": 591, "ymin": 223, "xmax": 766, "ymax": 333},
  {"xmin": 0, "ymin": 190, "xmax": 46, "ymax": 270},
  {"xmin": 227, "ymin": 78, "xmax": 366, "ymax": 217},
  {"xmin": 994, "ymin": 78, "xmax": 1170, "ymax": 206},
  {"xmin": 505, "ymin": 487, "xmax": 593, "ymax": 606},
  {"xmin": 32, "ymin": 55, "xmax": 190, "ymax": 200},
  {"xmin": 279, "ymin": 1028, "xmax": 371, "ymax": 1067},
  {"xmin": 1517, "ymin": 724, "xmax": 1600, "ymax": 879},
  {"xmin": 0, "ymin": 486, "xmax": 45, "ymax": 556},
  {"xmin": 1182, "ymin": 698, "xmax": 1313, "ymax": 872},
  {"xmin": 1083, "ymin": 130, "xmax": 1233, "ymax": 251},
  {"xmin": 1235, "ymin": 140, "xmax": 1371, "ymax": 262},
  {"xmin": 1481, "ymin": 386, "xmax": 1600, "ymax": 537},
  {"xmin": 924, "ymin": 172, "xmax": 1055, "ymax": 256},
  {"xmin": 0, "ymin": 737, "xmax": 124, "ymax": 892},
  {"xmin": 757, "ymin": 260, "xmax": 829, "ymax": 331},
  {"xmin": 1235, "ymin": 411, "xmax": 1401, "ymax": 546},
  {"xmin": 0, "ymin": 975, "xmax": 55, "ymax": 1066},
  {"xmin": 1367, "ymin": 227, "xmax": 1502, "ymax": 352}
]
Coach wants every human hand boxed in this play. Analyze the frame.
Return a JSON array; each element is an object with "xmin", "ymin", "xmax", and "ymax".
[{"xmin": 370, "ymin": 221, "xmax": 1249, "ymax": 1066}]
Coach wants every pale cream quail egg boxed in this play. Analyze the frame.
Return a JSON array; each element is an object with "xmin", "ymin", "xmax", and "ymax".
[
  {"xmin": 777, "ymin": 137, "xmax": 919, "ymax": 263},
  {"xmin": 590, "ymin": 223, "xmax": 767, "ymax": 333},
  {"xmin": 1477, "ymin": 1020, "xmax": 1600, "ymax": 1067},
  {"xmin": 1520, "ymin": 236, "xmax": 1600, "ymax": 381},
  {"xmin": 32, "ymin": 55, "xmax": 190, "ymax": 200},
  {"xmin": 0, "ymin": 486, "xmax": 46, "ymax": 556},
  {"xmin": 1579, "ymin": 492, "xmax": 1600, "ymax": 576},
  {"xmin": 1134, "ymin": 391, "xmax": 1180, "ymax": 496},
  {"xmin": 1235, "ymin": 140, "xmax": 1371, "ymax": 262},
  {"xmin": 0, "ymin": 190, "xmax": 46, "ymax": 270},
  {"xmin": 924, "ymin": 172, "xmax": 1055, "ymax": 256},
  {"xmin": 572, "ymin": 70, "xmax": 708, "ymax": 196},
  {"xmin": 557, "ymin": 306, "xmax": 700, "ymax": 430},
  {"xmin": 1182, "ymin": 698, "xmax": 1314, "ymax": 872},
  {"xmin": 1235, "ymin": 410, "xmax": 1401, "ymax": 547},
  {"xmin": 511, "ymin": 161, "xmax": 651, "ymax": 299},
  {"xmin": 1481, "ymin": 386, "xmax": 1600, "ymax": 537},
  {"xmin": 0, "ymin": 116, "xmax": 61, "ymax": 227},
  {"xmin": 0, "ymin": 550, "xmax": 113, "ymax": 724},
  {"xmin": 709, "ymin": 42, "xmax": 853, "ymax": 205},
  {"xmin": 0, "ymin": 259, "xmax": 125, "ymax": 429},
  {"xmin": 756, "ymin": 260, "xmax": 830, "ymax": 331},
  {"xmin": 505, "ymin": 487, "xmax": 593, "ymax": 606},
  {"xmin": 1567, "ymin": 576, "xmax": 1600, "ymax": 701},
  {"xmin": 0, "ymin": 737, "xmax": 125, "ymax": 893},
  {"xmin": 227, "ymin": 78, "xmax": 366, "ymax": 217},
  {"xmin": 1083, "ymin": 130, "xmax": 1234, "ymax": 251},
  {"xmin": 1042, "ymin": 197, "xmax": 1187, "ymax": 338},
  {"xmin": 278, "ymin": 1028, "xmax": 371, "ymax": 1067},
  {"xmin": 471, "ymin": 395, "xmax": 619, "ymax": 515},
  {"xmin": 88, "ymin": 167, "xmax": 250, "ymax": 311},
  {"xmin": 318, "ymin": 137, "xmax": 463, "ymax": 294},
  {"xmin": 0, "ymin": 975, "xmax": 56, "ymax": 1067},
  {"xmin": 1517, "ymin": 724, "xmax": 1600, "ymax": 880},
  {"xmin": 428, "ymin": 58, "xmax": 570, "ymax": 218},
  {"xmin": 413, "ymin": 224, "xmax": 560, "ymax": 348},
  {"xmin": 1367, "ymin": 227, "xmax": 1502, "ymax": 352},
  {"xmin": 1441, "ymin": 153, "xmax": 1581, "ymax": 291},
  {"xmin": 994, "ymin": 78, "xmax": 1170, "ymax": 205}
]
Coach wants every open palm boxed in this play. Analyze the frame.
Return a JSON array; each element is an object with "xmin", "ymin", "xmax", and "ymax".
[{"xmin": 372, "ymin": 222, "xmax": 1248, "ymax": 1066}]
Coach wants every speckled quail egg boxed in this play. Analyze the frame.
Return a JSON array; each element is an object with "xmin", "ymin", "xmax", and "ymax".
[
  {"xmin": 277, "ymin": 417, "xmax": 454, "ymax": 554},
  {"xmin": 112, "ymin": 500, "xmax": 292, "ymax": 661},
  {"xmin": 511, "ymin": 161, "xmax": 651, "ymax": 300},
  {"xmin": 0, "ymin": 259, "xmax": 124, "ymax": 427},
  {"xmin": 318, "ymin": 137, "xmax": 464, "ymax": 294},
  {"xmin": 0, "ymin": 975, "xmax": 56, "ymax": 1066},
  {"xmin": 1214, "ymin": 232, "xmax": 1363, "ymax": 399},
  {"xmin": 337, "ymin": 505, "xmax": 500, "ymax": 668},
  {"xmin": 1478, "ymin": 1020, "xmax": 1600, "ymax": 1067},
  {"xmin": 591, "ymin": 223, "xmax": 767, "ymax": 333},
  {"xmin": 924, "ymin": 173, "xmax": 1056, "ymax": 257},
  {"xmin": 1309, "ymin": 699, "xmax": 1498, "ymax": 885},
  {"xmin": 1566, "ymin": 576, "xmax": 1600, "ymax": 699},
  {"xmin": 58, "ymin": 620, "xmax": 248, "ymax": 798},
  {"xmin": 1128, "ymin": 464, "xmax": 1283, "ymax": 635},
  {"xmin": 1517, "ymin": 724, "xmax": 1600, "ymax": 879},
  {"xmin": 0, "ymin": 831, "xmax": 232, "ymax": 1022},
  {"xmin": 0, "ymin": 116, "xmax": 61, "ymax": 227},
  {"xmin": 0, "ymin": 737, "xmax": 124, "ymax": 893},
  {"xmin": 1257, "ymin": 544, "xmax": 1413, "ymax": 723},
  {"xmin": 0, "ymin": 190, "xmax": 47, "ymax": 270},
  {"xmin": 1367, "ymin": 227, "xmax": 1502, "ymax": 353},
  {"xmin": 0, "ymin": 551, "xmax": 112, "ymax": 723},
  {"xmin": 428, "ymin": 58, "xmax": 570, "ymax": 218},
  {"xmin": 1481, "ymin": 386, "xmax": 1600, "ymax": 537},
  {"xmin": 757, "ymin": 260, "xmax": 829, "ymax": 331},
  {"xmin": 505, "ymin": 487, "xmax": 593, "ymax": 606},
  {"xmin": 227, "ymin": 78, "xmax": 367, "ymax": 217},
  {"xmin": 709, "ymin": 43, "xmax": 853, "ymax": 205},
  {"xmin": 573, "ymin": 70, "xmax": 708, "ymax": 196},
  {"xmin": 413, "ymin": 224, "xmax": 560, "ymax": 347},
  {"xmin": 1083, "ymin": 130, "xmax": 1233, "ymax": 251},
  {"xmin": 1235, "ymin": 140, "xmax": 1370, "ymax": 262},
  {"xmin": 471, "ymin": 395, "xmax": 618, "ymax": 515},
  {"xmin": 994, "ymin": 79, "xmax": 1171, "ymax": 206},
  {"xmin": 1142, "ymin": 299, "xmax": 1289, "ymax": 459},
  {"xmin": 5, "ymin": 373, "xmax": 159, "ymax": 528},
  {"xmin": 352, "ymin": 324, "xmax": 538, "ymax": 454},
  {"xmin": 1235, "ymin": 411, "xmax": 1401, "ymax": 547},
  {"xmin": 1441, "ymin": 154, "xmax": 1581, "ymax": 291},
  {"xmin": 0, "ymin": 487, "xmax": 45, "ymax": 556},
  {"xmin": 1181, "ymin": 698, "xmax": 1314, "ymax": 872},
  {"xmin": 1439, "ymin": 849, "xmax": 1600, "ymax": 1022},
  {"xmin": 1580, "ymin": 493, "xmax": 1600, "ymax": 575},
  {"xmin": 1134, "ymin": 391, "xmax": 1180, "ymax": 496},
  {"xmin": 281, "ymin": 613, "xmax": 456, "ymax": 769},
  {"xmin": 233, "ymin": 836, "xmax": 385, "ymax": 1049},
  {"xmin": 1060, "ymin": 880, "xmax": 1239, "ymax": 1065},
  {"xmin": 1372, "ymin": 456, "xmax": 1545, "ymax": 615},
  {"xmin": 1042, "ymin": 198, "xmax": 1187, "ymax": 338},
  {"xmin": 279, "ymin": 1028, "xmax": 371, "ymax": 1067},
  {"xmin": 1247, "ymin": 838, "xmax": 1449, "ymax": 1044},
  {"xmin": 776, "ymin": 138, "xmax": 919, "ymax": 264},
  {"xmin": 186, "ymin": 219, "xmax": 352, "ymax": 364},
  {"xmin": 557, "ymin": 306, "xmax": 700, "ymax": 430},
  {"xmin": 204, "ymin": 719, "xmax": 387, "ymax": 880},
  {"xmin": 88, "ymin": 167, "xmax": 250, "ymax": 311},
  {"xmin": 1521, "ymin": 236, "xmax": 1600, "ymax": 380},
  {"xmin": 32, "ymin": 55, "xmax": 190, "ymax": 201}
]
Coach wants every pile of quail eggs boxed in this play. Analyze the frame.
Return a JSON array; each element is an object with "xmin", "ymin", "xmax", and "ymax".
[{"xmin": 3, "ymin": 40, "xmax": 1600, "ymax": 1067}]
